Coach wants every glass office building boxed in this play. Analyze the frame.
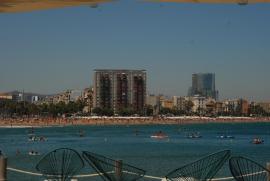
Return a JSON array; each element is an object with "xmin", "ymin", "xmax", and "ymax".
[{"xmin": 190, "ymin": 73, "xmax": 218, "ymax": 100}]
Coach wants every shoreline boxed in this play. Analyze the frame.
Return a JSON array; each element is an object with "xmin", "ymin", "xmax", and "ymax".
[{"xmin": 1, "ymin": 116, "xmax": 270, "ymax": 128}]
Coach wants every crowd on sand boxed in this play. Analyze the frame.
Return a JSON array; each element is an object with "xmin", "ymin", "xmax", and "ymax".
[{"xmin": 0, "ymin": 116, "xmax": 270, "ymax": 127}]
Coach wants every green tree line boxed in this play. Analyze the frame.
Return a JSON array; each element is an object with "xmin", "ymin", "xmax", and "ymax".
[
  {"xmin": 1, "ymin": 99, "xmax": 269, "ymax": 117},
  {"xmin": 0, "ymin": 100, "xmax": 85, "ymax": 117}
]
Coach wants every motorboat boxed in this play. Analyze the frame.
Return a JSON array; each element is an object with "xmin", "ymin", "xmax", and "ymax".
[
  {"xmin": 252, "ymin": 138, "xmax": 264, "ymax": 144},
  {"xmin": 151, "ymin": 131, "xmax": 169, "ymax": 139}
]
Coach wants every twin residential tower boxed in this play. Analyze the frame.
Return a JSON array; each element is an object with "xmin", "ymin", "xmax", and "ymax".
[{"xmin": 93, "ymin": 69, "xmax": 147, "ymax": 114}]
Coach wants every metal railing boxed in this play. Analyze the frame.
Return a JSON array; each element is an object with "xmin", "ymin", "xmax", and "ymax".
[{"xmin": 6, "ymin": 167, "xmax": 236, "ymax": 181}]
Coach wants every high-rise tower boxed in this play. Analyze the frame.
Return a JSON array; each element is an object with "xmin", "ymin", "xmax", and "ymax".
[
  {"xmin": 93, "ymin": 69, "xmax": 147, "ymax": 113},
  {"xmin": 190, "ymin": 73, "xmax": 218, "ymax": 100}
]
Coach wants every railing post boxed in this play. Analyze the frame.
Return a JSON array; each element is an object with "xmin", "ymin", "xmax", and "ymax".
[
  {"xmin": 267, "ymin": 162, "xmax": 270, "ymax": 181},
  {"xmin": 115, "ymin": 160, "xmax": 123, "ymax": 181},
  {"xmin": 0, "ymin": 153, "xmax": 7, "ymax": 181}
]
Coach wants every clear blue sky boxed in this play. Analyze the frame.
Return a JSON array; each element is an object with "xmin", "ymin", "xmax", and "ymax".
[{"xmin": 0, "ymin": 0, "xmax": 270, "ymax": 101}]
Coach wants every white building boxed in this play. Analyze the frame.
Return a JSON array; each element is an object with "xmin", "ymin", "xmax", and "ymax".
[
  {"xmin": 173, "ymin": 96, "xmax": 187, "ymax": 110},
  {"xmin": 190, "ymin": 95, "xmax": 207, "ymax": 113},
  {"xmin": 31, "ymin": 96, "xmax": 40, "ymax": 103}
]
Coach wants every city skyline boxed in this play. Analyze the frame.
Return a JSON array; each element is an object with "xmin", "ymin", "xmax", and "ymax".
[
  {"xmin": 1, "ymin": 1, "xmax": 270, "ymax": 101},
  {"xmin": 0, "ymin": 70, "xmax": 268, "ymax": 102}
]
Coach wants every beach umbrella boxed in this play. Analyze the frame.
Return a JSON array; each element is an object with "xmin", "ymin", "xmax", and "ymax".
[
  {"xmin": 0, "ymin": 0, "xmax": 115, "ymax": 13},
  {"xmin": 145, "ymin": 0, "xmax": 270, "ymax": 5}
]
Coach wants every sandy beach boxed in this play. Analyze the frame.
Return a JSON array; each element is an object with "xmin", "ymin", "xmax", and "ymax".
[{"xmin": 0, "ymin": 116, "xmax": 270, "ymax": 127}]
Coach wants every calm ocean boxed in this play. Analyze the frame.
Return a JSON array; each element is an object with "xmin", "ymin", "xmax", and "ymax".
[{"xmin": 1, "ymin": 122, "xmax": 270, "ymax": 181}]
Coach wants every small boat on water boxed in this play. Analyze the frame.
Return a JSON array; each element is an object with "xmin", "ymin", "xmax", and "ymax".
[
  {"xmin": 28, "ymin": 134, "xmax": 47, "ymax": 142},
  {"xmin": 186, "ymin": 132, "xmax": 202, "ymax": 139},
  {"xmin": 217, "ymin": 135, "xmax": 235, "ymax": 139},
  {"xmin": 151, "ymin": 131, "xmax": 169, "ymax": 139},
  {"xmin": 28, "ymin": 150, "xmax": 41, "ymax": 156},
  {"xmin": 252, "ymin": 137, "xmax": 264, "ymax": 144}
]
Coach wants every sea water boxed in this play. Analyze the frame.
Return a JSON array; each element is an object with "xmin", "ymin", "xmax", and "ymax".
[{"xmin": 1, "ymin": 122, "xmax": 270, "ymax": 181}]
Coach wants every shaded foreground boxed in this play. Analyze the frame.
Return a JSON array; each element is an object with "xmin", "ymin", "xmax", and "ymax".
[{"xmin": 1, "ymin": 117, "xmax": 270, "ymax": 127}]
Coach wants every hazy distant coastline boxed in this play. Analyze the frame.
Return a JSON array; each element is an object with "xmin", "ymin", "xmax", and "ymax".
[{"xmin": 0, "ymin": 116, "xmax": 270, "ymax": 128}]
